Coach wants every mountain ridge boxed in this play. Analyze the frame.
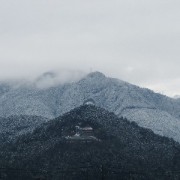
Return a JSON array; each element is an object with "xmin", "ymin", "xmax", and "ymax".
[{"xmin": 0, "ymin": 72, "xmax": 180, "ymax": 142}]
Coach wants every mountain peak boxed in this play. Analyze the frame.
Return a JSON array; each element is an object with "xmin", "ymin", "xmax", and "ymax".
[
  {"xmin": 36, "ymin": 71, "xmax": 57, "ymax": 81},
  {"xmin": 86, "ymin": 71, "xmax": 106, "ymax": 79}
]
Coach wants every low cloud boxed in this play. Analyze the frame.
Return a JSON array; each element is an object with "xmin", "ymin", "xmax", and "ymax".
[
  {"xmin": 0, "ymin": 0, "xmax": 180, "ymax": 96},
  {"xmin": 34, "ymin": 69, "xmax": 87, "ymax": 89}
]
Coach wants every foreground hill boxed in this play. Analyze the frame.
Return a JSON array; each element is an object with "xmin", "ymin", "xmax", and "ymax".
[
  {"xmin": 0, "ymin": 72, "xmax": 180, "ymax": 143},
  {"xmin": 0, "ymin": 115, "xmax": 49, "ymax": 143},
  {"xmin": 1, "ymin": 105, "xmax": 180, "ymax": 179}
]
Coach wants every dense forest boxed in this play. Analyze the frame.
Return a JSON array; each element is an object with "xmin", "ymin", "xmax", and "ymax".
[{"xmin": 0, "ymin": 105, "xmax": 180, "ymax": 179}]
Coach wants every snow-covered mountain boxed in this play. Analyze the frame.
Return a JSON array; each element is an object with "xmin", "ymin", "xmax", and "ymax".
[{"xmin": 0, "ymin": 72, "xmax": 180, "ymax": 142}]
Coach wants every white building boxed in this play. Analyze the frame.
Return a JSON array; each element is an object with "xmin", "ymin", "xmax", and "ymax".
[{"xmin": 83, "ymin": 98, "xmax": 96, "ymax": 106}]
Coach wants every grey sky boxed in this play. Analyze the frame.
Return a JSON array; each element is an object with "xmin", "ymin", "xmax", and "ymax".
[{"xmin": 0, "ymin": 0, "xmax": 180, "ymax": 96}]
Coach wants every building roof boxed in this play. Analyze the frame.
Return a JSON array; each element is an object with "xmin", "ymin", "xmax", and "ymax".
[{"xmin": 81, "ymin": 127, "xmax": 93, "ymax": 131}]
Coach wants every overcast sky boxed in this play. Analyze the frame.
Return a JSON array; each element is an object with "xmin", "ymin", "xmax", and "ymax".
[{"xmin": 0, "ymin": 0, "xmax": 180, "ymax": 96}]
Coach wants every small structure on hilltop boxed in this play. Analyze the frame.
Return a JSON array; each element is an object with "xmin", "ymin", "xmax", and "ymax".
[
  {"xmin": 83, "ymin": 98, "xmax": 96, "ymax": 106},
  {"xmin": 75, "ymin": 126, "xmax": 94, "ymax": 137},
  {"xmin": 65, "ymin": 125, "xmax": 100, "ymax": 143}
]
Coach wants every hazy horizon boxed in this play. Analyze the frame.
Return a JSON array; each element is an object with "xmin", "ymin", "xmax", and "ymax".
[{"xmin": 0, "ymin": 69, "xmax": 179, "ymax": 98}]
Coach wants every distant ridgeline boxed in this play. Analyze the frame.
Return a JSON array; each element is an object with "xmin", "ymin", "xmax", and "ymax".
[{"xmin": 1, "ymin": 71, "xmax": 180, "ymax": 145}]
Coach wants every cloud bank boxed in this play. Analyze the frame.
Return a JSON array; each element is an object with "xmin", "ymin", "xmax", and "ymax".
[{"xmin": 0, "ymin": 0, "xmax": 180, "ymax": 96}]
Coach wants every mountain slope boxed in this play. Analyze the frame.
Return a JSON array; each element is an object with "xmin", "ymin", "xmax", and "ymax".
[
  {"xmin": 0, "ymin": 115, "xmax": 49, "ymax": 140},
  {"xmin": 1, "ymin": 105, "xmax": 180, "ymax": 179},
  {"xmin": 0, "ymin": 72, "xmax": 180, "ymax": 142},
  {"xmin": 0, "ymin": 82, "xmax": 12, "ymax": 98}
]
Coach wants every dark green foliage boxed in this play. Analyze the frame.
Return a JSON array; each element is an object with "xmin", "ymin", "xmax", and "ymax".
[{"xmin": 0, "ymin": 105, "xmax": 180, "ymax": 179}]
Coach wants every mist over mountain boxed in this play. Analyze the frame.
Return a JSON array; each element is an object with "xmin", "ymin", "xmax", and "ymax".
[
  {"xmin": 34, "ymin": 70, "xmax": 86, "ymax": 89},
  {"xmin": 174, "ymin": 95, "xmax": 180, "ymax": 99},
  {"xmin": 1, "ymin": 0, "xmax": 180, "ymax": 178},
  {"xmin": 0, "ymin": 71, "xmax": 180, "ymax": 143}
]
